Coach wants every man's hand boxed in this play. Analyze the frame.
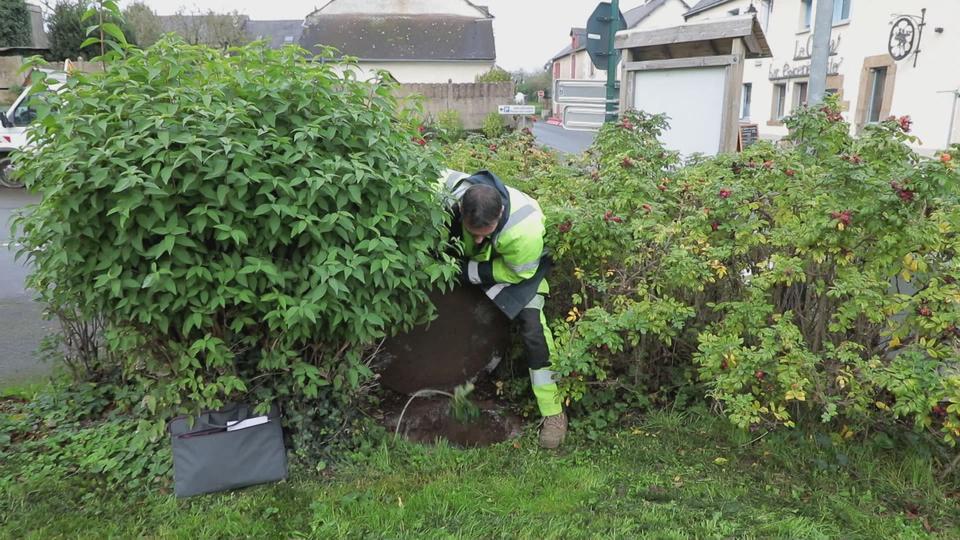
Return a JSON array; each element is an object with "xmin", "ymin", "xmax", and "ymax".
[{"xmin": 458, "ymin": 259, "xmax": 473, "ymax": 285}]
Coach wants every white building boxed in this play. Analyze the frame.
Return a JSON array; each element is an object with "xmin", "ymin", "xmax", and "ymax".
[
  {"xmin": 549, "ymin": 0, "xmax": 692, "ymax": 117},
  {"xmin": 684, "ymin": 0, "xmax": 960, "ymax": 152},
  {"xmin": 300, "ymin": 0, "xmax": 496, "ymax": 84}
]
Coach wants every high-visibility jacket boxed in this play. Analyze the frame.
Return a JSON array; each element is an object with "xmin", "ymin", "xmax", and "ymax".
[{"xmin": 441, "ymin": 169, "xmax": 550, "ymax": 319}]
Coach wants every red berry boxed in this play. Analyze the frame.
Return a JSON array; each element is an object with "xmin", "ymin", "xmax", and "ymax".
[
  {"xmin": 642, "ymin": 204, "xmax": 652, "ymax": 213},
  {"xmin": 785, "ymin": 169, "xmax": 796, "ymax": 177},
  {"xmin": 754, "ymin": 370, "xmax": 766, "ymax": 380},
  {"xmin": 932, "ymin": 405, "xmax": 947, "ymax": 418},
  {"xmin": 720, "ymin": 360, "xmax": 728, "ymax": 370},
  {"xmin": 611, "ymin": 216, "xmax": 623, "ymax": 223},
  {"xmin": 831, "ymin": 211, "xmax": 852, "ymax": 226},
  {"xmin": 941, "ymin": 153, "xmax": 953, "ymax": 164},
  {"xmin": 558, "ymin": 220, "xmax": 572, "ymax": 233},
  {"xmin": 898, "ymin": 115, "xmax": 912, "ymax": 132},
  {"xmin": 621, "ymin": 157, "xmax": 634, "ymax": 168},
  {"xmin": 658, "ymin": 184, "xmax": 667, "ymax": 192},
  {"xmin": 413, "ymin": 137, "xmax": 427, "ymax": 146},
  {"xmin": 719, "ymin": 188, "xmax": 732, "ymax": 199},
  {"xmin": 899, "ymin": 189, "xmax": 915, "ymax": 202},
  {"xmin": 917, "ymin": 306, "xmax": 932, "ymax": 317},
  {"xmin": 417, "ymin": 125, "xmax": 425, "ymax": 133},
  {"xmin": 763, "ymin": 160, "xmax": 774, "ymax": 170}
]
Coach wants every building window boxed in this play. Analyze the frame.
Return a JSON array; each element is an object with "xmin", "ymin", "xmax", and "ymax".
[
  {"xmin": 867, "ymin": 67, "xmax": 887, "ymax": 123},
  {"xmin": 800, "ymin": 0, "xmax": 812, "ymax": 30},
  {"xmin": 833, "ymin": 0, "xmax": 851, "ymax": 24},
  {"xmin": 553, "ymin": 62, "xmax": 560, "ymax": 78},
  {"xmin": 759, "ymin": 0, "xmax": 774, "ymax": 33},
  {"xmin": 773, "ymin": 83, "xmax": 787, "ymax": 119},
  {"xmin": 741, "ymin": 83, "xmax": 752, "ymax": 119},
  {"xmin": 793, "ymin": 81, "xmax": 808, "ymax": 110}
]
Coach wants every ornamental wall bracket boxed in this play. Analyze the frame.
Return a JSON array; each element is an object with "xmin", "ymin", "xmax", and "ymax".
[{"xmin": 889, "ymin": 8, "xmax": 926, "ymax": 67}]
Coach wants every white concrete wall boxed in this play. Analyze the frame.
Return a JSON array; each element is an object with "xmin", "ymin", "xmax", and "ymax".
[
  {"xmin": 338, "ymin": 61, "xmax": 494, "ymax": 83},
  {"xmin": 315, "ymin": 0, "xmax": 486, "ymax": 16},
  {"xmin": 642, "ymin": 0, "xmax": 692, "ymax": 29},
  {"xmin": 689, "ymin": 0, "xmax": 960, "ymax": 152}
]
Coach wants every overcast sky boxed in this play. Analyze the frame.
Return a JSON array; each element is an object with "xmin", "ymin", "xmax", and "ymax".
[{"xmin": 122, "ymin": 0, "xmax": 651, "ymax": 71}]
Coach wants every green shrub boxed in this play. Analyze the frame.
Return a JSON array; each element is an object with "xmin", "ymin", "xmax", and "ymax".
[
  {"xmin": 546, "ymin": 102, "xmax": 960, "ymax": 442},
  {"xmin": 13, "ymin": 37, "xmax": 458, "ymax": 458},
  {"xmin": 474, "ymin": 67, "xmax": 511, "ymax": 83},
  {"xmin": 442, "ymin": 100, "xmax": 960, "ymax": 447},
  {"xmin": 482, "ymin": 112, "xmax": 505, "ymax": 139},
  {"xmin": 436, "ymin": 110, "xmax": 464, "ymax": 143}
]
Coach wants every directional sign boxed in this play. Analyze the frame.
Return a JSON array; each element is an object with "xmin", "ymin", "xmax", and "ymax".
[
  {"xmin": 586, "ymin": 2, "xmax": 626, "ymax": 70},
  {"xmin": 498, "ymin": 105, "xmax": 536, "ymax": 115},
  {"xmin": 562, "ymin": 105, "xmax": 607, "ymax": 132},
  {"xmin": 553, "ymin": 79, "xmax": 608, "ymax": 104}
]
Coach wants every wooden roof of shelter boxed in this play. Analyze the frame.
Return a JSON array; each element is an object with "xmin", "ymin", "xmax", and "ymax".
[{"xmin": 614, "ymin": 15, "xmax": 772, "ymax": 59}]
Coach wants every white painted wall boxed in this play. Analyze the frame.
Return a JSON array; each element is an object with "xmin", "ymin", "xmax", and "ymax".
[
  {"xmin": 689, "ymin": 0, "xmax": 960, "ymax": 152},
  {"xmin": 641, "ymin": 0, "xmax": 692, "ymax": 29},
  {"xmin": 315, "ymin": 0, "xmax": 486, "ymax": 17},
  {"xmin": 337, "ymin": 61, "xmax": 494, "ymax": 83}
]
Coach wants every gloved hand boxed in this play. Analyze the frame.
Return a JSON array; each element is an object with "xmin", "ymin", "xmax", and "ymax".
[{"xmin": 458, "ymin": 259, "xmax": 473, "ymax": 285}]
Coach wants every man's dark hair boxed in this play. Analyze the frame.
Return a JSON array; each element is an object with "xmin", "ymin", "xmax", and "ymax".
[{"xmin": 461, "ymin": 184, "xmax": 503, "ymax": 229}]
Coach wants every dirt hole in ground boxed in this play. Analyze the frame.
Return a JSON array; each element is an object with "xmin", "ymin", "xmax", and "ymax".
[{"xmin": 382, "ymin": 396, "xmax": 524, "ymax": 448}]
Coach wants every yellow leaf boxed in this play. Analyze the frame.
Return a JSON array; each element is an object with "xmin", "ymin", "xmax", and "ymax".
[
  {"xmin": 836, "ymin": 222, "xmax": 845, "ymax": 231},
  {"xmin": 875, "ymin": 401, "xmax": 889, "ymax": 410},
  {"xmin": 836, "ymin": 375, "xmax": 847, "ymax": 390},
  {"xmin": 713, "ymin": 457, "xmax": 728, "ymax": 465},
  {"xmin": 723, "ymin": 352, "xmax": 737, "ymax": 367},
  {"xmin": 890, "ymin": 335, "xmax": 901, "ymax": 348},
  {"xmin": 901, "ymin": 269, "xmax": 912, "ymax": 282}
]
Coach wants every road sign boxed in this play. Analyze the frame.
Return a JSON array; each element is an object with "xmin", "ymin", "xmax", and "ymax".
[
  {"xmin": 586, "ymin": 2, "xmax": 626, "ymax": 70},
  {"xmin": 498, "ymin": 105, "xmax": 536, "ymax": 115},
  {"xmin": 561, "ymin": 105, "xmax": 607, "ymax": 132},
  {"xmin": 553, "ymin": 79, "xmax": 608, "ymax": 104}
]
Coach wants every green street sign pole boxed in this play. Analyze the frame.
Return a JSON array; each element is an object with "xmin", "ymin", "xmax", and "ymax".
[{"xmin": 605, "ymin": 0, "xmax": 620, "ymax": 123}]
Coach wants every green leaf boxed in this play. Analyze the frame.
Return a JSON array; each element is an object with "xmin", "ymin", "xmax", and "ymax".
[
  {"xmin": 101, "ymin": 22, "xmax": 128, "ymax": 45},
  {"xmin": 80, "ymin": 37, "xmax": 100, "ymax": 49}
]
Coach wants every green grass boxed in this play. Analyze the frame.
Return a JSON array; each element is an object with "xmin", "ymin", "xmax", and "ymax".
[{"xmin": 2, "ymin": 407, "xmax": 958, "ymax": 539}]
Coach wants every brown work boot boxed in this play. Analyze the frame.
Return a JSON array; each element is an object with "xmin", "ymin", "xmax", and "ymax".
[{"xmin": 539, "ymin": 412, "xmax": 567, "ymax": 449}]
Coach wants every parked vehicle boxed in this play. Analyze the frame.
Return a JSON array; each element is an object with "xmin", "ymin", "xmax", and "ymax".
[{"xmin": 0, "ymin": 70, "xmax": 67, "ymax": 188}]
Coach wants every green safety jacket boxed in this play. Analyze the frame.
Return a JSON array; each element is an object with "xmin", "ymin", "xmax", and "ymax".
[{"xmin": 441, "ymin": 169, "xmax": 550, "ymax": 319}]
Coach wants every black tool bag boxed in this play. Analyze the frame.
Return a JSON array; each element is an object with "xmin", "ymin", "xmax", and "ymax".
[{"xmin": 167, "ymin": 403, "xmax": 287, "ymax": 497}]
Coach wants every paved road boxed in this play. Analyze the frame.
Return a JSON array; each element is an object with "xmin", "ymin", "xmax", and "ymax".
[
  {"xmin": 0, "ymin": 188, "xmax": 55, "ymax": 388},
  {"xmin": 532, "ymin": 122, "xmax": 597, "ymax": 155}
]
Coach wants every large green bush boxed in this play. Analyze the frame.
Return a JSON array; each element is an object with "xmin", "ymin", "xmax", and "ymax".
[
  {"xmin": 14, "ymin": 37, "xmax": 458, "ymax": 454},
  {"xmin": 444, "ymin": 100, "xmax": 960, "ymax": 447}
]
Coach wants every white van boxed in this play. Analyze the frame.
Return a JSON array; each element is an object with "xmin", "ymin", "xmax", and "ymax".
[{"xmin": 0, "ymin": 69, "xmax": 67, "ymax": 188}]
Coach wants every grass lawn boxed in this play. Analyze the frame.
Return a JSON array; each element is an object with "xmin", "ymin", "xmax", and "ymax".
[{"xmin": 2, "ymin": 403, "xmax": 958, "ymax": 539}]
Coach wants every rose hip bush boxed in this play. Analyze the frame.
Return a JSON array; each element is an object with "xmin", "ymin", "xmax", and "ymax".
[
  {"xmin": 13, "ymin": 38, "xmax": 458, "ymax": 456},
  {"xmin": 445, "ymin": 101, "xmax": 960, "ymax": 446}
]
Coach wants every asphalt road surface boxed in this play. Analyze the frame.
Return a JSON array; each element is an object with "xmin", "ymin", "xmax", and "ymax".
[
  {"xmin": 532, "ymin": 122, "xmax": 597, "ymax": 155},
  {"xmin": 0, "ymin": 188, "xmax": 55, "ymax": 387}
]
